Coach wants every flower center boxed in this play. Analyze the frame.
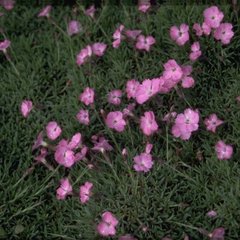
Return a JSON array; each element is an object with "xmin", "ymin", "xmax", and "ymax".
[
  {"xmin": 185, "ymin": 119, "xmax": 190, "ymax": 124},
  {"xmin": 114, "ymin": 120, "xmax": 118, "ymax": 124}
]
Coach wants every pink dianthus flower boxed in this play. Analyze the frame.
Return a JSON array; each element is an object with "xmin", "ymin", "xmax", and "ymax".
[
  {"xmin": 126, "ymin": 79, "xmax": 140, "ymax": 99},
  {"xmin": 203, "ymin": 6, "xmax": 224, "ymax": 29},
  {"xmin": 92, "ymin": 42, "xmax": 107, "ymax": 56},
  {"xmin": 140, "ymin": 111, "xmax": 158, "ymax": 136},
  {"xmin": 133, "ymin": 153, "xmax": 154, "ymax": 172},
  {"xmin": 108, "ymin": 90, "xmax": 122, "ymax": 105},
  {"xmin": 204, "ymin": 114, "xmax": 224, "ymax": 133},
  {"xmin": 21, "ymin": 100, "xmax": 33, "ymax": 118},
  {"xmin": 68, "ymin": 21, "xmax": 82, "ymax": 35},
  {"xmin": 214, "ymin": 23, "xmax": 234, "ymax": 44},
  {"xmin": 112, "ymin": 25, "xmax": 124, "ymax": 49},
  {"xmin": 97, "ymin": 212, "xmax": 119, "ymax": 236},
  {"xmin": 77, "ymin": 109, "xmax": 89, "ymax": 125},
  {"xmin": 189, "ymin": 42, "xmax": 202, "ymax": 61},
  {"xmin": 136, "ymin": 35, "xmax": 155, "ymax": 52},
  {"xmin": 38, "ymin": 5, "xmax": 51, "ymax": 18},
  {"xmin": 215, "ymin": 141, "xmax": 233, "ymax": 160},
  {"xmin": 163, "ymin": 59, "xmax": 183, "ymax": 82},
  {"xmin": 56, "ymin": 178, "xmax": 72, "ymax": 200},
  {"xmin": 80, "ymin": 182, "xmax": 93, "ymax": 203},
  {"xmin": 170, "ymin": 24, "xmax": 189, "ymax": 46},
  {"xmin": 46, "ymin": 121, "xmax": 62, "ymax": 140},
  {"xmin": 79, "ymin": 87, "xmax": 94, "ymax": 106},
  {"xmin": 106, "ymin": 111, "xmax": 126, "ymax": 132}
]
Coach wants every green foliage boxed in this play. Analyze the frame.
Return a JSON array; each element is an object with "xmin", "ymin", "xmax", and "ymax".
[{"xmin": 0, "ymin": 1, "xmax": 240, "ymax": 240}]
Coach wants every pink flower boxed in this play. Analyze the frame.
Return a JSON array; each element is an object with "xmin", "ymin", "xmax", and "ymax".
[
  {"xmin": 125, "ymin": 30, "xmax": 142, "ymax": 40},
  {"xmin": 112, "ymin": 25, "xmax": 124, "ymax": 49},
  {"xmin": 162, "ymin": 112, "xmax": 177, "ymax": 122},
  {"xmin": 214, "ymin": 23, "xmax": 234, "ymax": 44},
  {"xmin": 135, "ymin": 78, "xmax": 163, "ymax": 104},
  {"xmin": 92, "ymin": 42, "xmax": 107, "ymax": 56},
  {"xmin": 76, "ymin": 45, "xmax": 92, "ymax": 66},
  {"xmin": 215, "ymin": 141, "xmax": 233, "ymax": 160},
  {"xmin": 138, "ymin": 0, "xmax": 150, "ymax": 13},
  {"xmin": 46, "ymin": 121, "xmax": 62, "ymax": 140},
  {"xmin": 84, "ymin": 5, "xmax": 96, "ymax": 18},
  {"xmin": 79, "ymin": 87, "xmax": 94, "ymax": 106},
  {"xmin": 34, "ymin": 148, "xmax": 54, "ymax": 171},
  {"xmin": 126, "ymin": 79, "xmax": 140, "ymax": 99},
  {"xmin": 77, "ymin": 109, "xmax": 89, "ymax": 125},
  {"xmin": 140, "ymin": 111, "xmax": 158, "ymax": 136},
  {"xmin": 97, "ymin": 212, "xmax": 119, "ymax": 236},
  {"xmin": 68, "ymin": 21, "xmax": 82, "ymax": 35},
  {"xmin": 163, "ymin": 59, "xmax": 183, "ymax": 82},
  {"xmin": 193, "ymin": 22, "xmax": 211, "ymax": 36},
  {"xmin": 56, "ymin": 178, "xmax": 72, "ymax": 200},
  {"xmin": 92, "ymin": 135, "xmax": 113, "ymax": 152},
  {"xmin": 108, "ymin": 90, "xmax": 122, "ymax": 105},
  {"xmin": 118, "ymin": 236, "xmax": 138, "ymax": 240},
  {"xmin": 203, "ymin": 6, "xmax": 224, "ymax": 29},
  {"xmin": 75, "ymin": 146, "xmax": 88, "ymax": 163},
  {"xmin": 32, "ymin": 131, "xmax": 48, "ymax": 150},
  {"xmin": 133, "ymin": 153, "xmax": 154, "ymax": 172},
  {"xmin": 189, "ymin": 42, "xmax": 202, "ymax": 61},
  {"xmin": 204, "ymin": 114, "xmax": 224, "ymax": 133},
  {"xmin": 123, "ymin": 103, "xmax": 136, "ymax": 118},
  {"xmin": 207, "ymin": 210, "xmax": 217, "ymax": 217},
  {"xmin": 170, "ymin": 24, "xmax": 189, "ymax": 46},
  {"xmin": 106, "ymin": 111, "xmax": 126, "ymax": 132},
  {"xmin": 181, "ymin": 65, "xmax": 194, "ymax": 88},
  {"xmin": 210, "ymin": 227, "xmax": 225, "ymax": 240},
  {"xmin": 68, "ymin": 133, "xmax": 82, "ymax": 150},
  {"xmin": 80, "ymin": 182, "xmax": 93, "ymax": 203},
  {"xmin": 21, "ymin": 100, "xmax": 33, "ymax": 118},
  {"xmin": 136, "ymin": 35, "xmax": 155, "ymax": 52},
  {"xmin": 0, "ymin": 0, "xmax": 15, "ymax": 10},
  {"xmin": 0, "ymin": 40, "xmax": 10, "ymax": 52},
  {"xmin": 38, "ymin": 5, "xmax": 51, "ymax": 18}
]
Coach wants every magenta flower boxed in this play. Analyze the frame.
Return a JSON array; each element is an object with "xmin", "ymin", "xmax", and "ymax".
[
  {"xmin": 92, "ymin": 42, "xmax": 107, "ymax": 56},
  {"xmin": 136, "ymin": 35, "xmax": 155, "ymax": 52},
  {"xmin": 140, "ymin": 111, "xmax": 158, "ymax": 136},
  {"xmin": 79, "ymin": 87, "xmax": 94, "ymax": 106},
  {"xmin": 193, "ymin": 22, "xmax": 211, "ymax": 36},
  {"xmin": 204, "ymin": 114, "xmax": 224, "ymax": 133},
  {"xmin": 106, "ymin": 111, "xmax": 126, "ymax": 132},
  {"xmin": 76, "ymin": 45, "xmax": 92, "ymax": 66},
  {"xmin": 32, "ymin": 131, "xmax": 48, "ymax": 150},
  {"xmin": 170, "ymin": 24, "xmax": 189, "ymax": 46},
  {"xmin": 215, "ymin": 141, "xmax": 233, "ymax": 160},
  {"xmin": 203, "ymin": 6, "xmax": 224, "ymax": 29},
  {"xmin": 92, "ymin": 135, "xmax": 113, "ymax": 152},
  {"xmin": 21, "ymin": 100, "xmax": 33, "ymax": 118},
  {"xmin": 138, "ymin": 0, "xmax": 150, "ymax": 13},
  {"xmin": 46, "ymin": 121, "xmax": 62, "ymax": 140},
  {"xmin": 108, "ymin": 90, "xmax": 122, "ymax": 105},
  {"xmin": 189, "ymin": 42, "xmax": 202, "ymax": 61},
  {"xmin": 207, "ymin": 210, "xmax": 217, "ymax": 217},
  {"xmin": 214, "ymin": 23, "xmax": 234, "ymax": 44},
  {"xmin": 125, "ymin": 30, "xmax": 142, "ymax": 40},
  {"xmin": 97, "ymin": 211, "xmax": 119, "ymax": 236},
  {"xmin": 84, "ymin": 5, "xmax": 96, "ymax": 18},
  {"xmin": 68, "ymin": 21, "xmax": 82, "ymax": 35},
  {"xmin": 181, "ymin": 65, "xmax": 194, "ymax": 88},
  {"xmin": 38, "ymin": 5, "xmax": 51, "ymax": 18},
  {"xmin": 126, "ymin": 79, "xmax": 140, "ymax": 99},
  {"xmin": 77, "ymin": 109, "xmax": 89, "ymax": 125},
  {"xmin": 80, "ymin": 182, "xmax": 93, "ymax": 203},
  {"xmin": 163, "ymin": 59, "xmax": 183, "ymax": 82},
  {"xmin": 56, "ymin": 178, "xmax": 73, "ymax": 200},
  {"xmin": 133, "ymin": 153, "xmax": 154, "ymax": 172},
  {"xmin": 112, "ymin": 25, "xmax": 124, "ymax": 49},
  {"xmin": 0, "ymin": 0, "xmax": 15, "ymax": 10},
  {"xmin": 0, "ymin": 40, "xmax": 10, "ymax": 52}
]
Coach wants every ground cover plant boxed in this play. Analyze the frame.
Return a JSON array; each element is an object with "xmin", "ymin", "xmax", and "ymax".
[{"xmin": 0, "ymin": 0, "xmax": 240, "ymax": 239}]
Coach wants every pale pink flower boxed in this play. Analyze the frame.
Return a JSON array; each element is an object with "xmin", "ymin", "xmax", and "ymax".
[
  {"xmin": 140, "ymin": 111, "xmax": 158, "ymax": 136},
  {"xmin": 92, "ymin": 135, "xmax": 113, "ymax": 152},
  {"xmin": 204, "ymin": 114, "xmax": 224, "ymax": 133},
  {"xmin": 214, "ymin": 23, "xmax": 234, "ymax": 44},
  {"xmin": 32, "ymin": 131, "xmax": 48, "ymax": 150},
  {"xmin": 0, "ymin": 0, "xmax": 14, "ymax": 10},
  {"xmin": 203, "ymin": 6, "xmax": 224, "ymax": 29},
  {"xmin": 170, "ymin": 24, "xmax": 189, "ymax": 46},
  {"xmin": 125, "ymin": 30, "xmax": 142, "ymax": 40},
  {"xmin": 97, "ymin": 212, "xmax": 119, "ymax": 236},
  {"xmin": 133, "ymin": 153, "xmax": 154, "ymax": 172},
  {"xmin": 193, "ymin": 22, "xmax": 211, "ymax": 36},
  {"xmin": 46, "ymin": 121, "xmax": 62, "ymax": 140},
  {"xmin": 0, "ymin": 40, "xmax": 10, "ymax": 52},
  {"xmin": 126, "ymin": 79, "xmax": 140, "ymax": 99},
  {"xmin": 68, "ymin": 21, "xmax": 82, "ymax": 35},
  {"xmin": 80, "ymin": 182, "xmax": 93, "ymax": 203},
  {"xmin": 38, "ymin": 5, "xmax": 51, "ymax": 18},
  {"xmin": 163, "ymin": 59, "xmax": 183, "ymax": 82},
  {"xmin": 138, "ymin": 0, "xmax": 150, "ymax": 13},
  {"xmin": 92, "ymin": 42, "xmax": 107, "ymax": 56},
  {"xmin": 21, "ymin": 100, "xmax": 33, "ymax": 118},
  {"xmin": 56, "ymin": 178, "xmax": 72, "ymax": 200},
  {"xmin": 136, "ymin": 35, "xmax": 155, "ymax": 52},
  {"xmin": 181, "ymin": 65, "xmax": 194, "ymax": 88},
  {"xmin": 112, "ymin": 25, "xmax": 124, "ymax": 49},
  {"xmin": 108, "ymin": 90, "xmax": 122, "ymax": 105},
  {"xmin": 74, "ymin": 146, "xmax": 88, "ymax": 163},
  {"xmin": 68, "ymin": 133, "xmax": 82, "ymax": 150},
  {"xmin": 84, "ymin": 5, "xmax": 96, "ymax": 18},
  {"xmin": 145, "ymin": 144, "xmax": 153, "ymax": 154},
  {"xmin": 207, "ymin": 210, "xmax": 217, "ymax": 217},
  {"xmin": 189, "ymin": 42, "xmax": 202, "ymax": 61},
  {"xmin": 106, "ymin": 111, "xmax": 126, "ymax": 132},
  {"xmin": 79, "ymin": 87, "xmax": 94, "ymax": 106},
  {"xmin": 76, "ymin": 45, "xmax": 92, "ymax": 66},
  {"xmin": 77, "ymin": 109, "xmax": 89, "ymax": 125},
  {"xmin": 215, "ymin": 141, "xmax": 233, "ymax": 160}
]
